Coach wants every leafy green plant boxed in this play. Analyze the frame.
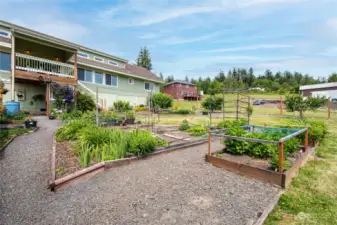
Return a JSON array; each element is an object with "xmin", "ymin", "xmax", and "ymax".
[
  {"xmin": 150, "ymin": 93, "xmax": 173, "ymax": 110},
  {"xmin": 179, "ymin": 119, "xmax": 190, "ymax": 131},
  {"xmin": 100, "ymin": 110, "xmax": 117, "ymax": 121},
  {"xmin": 60, "ymin": 110, "xmax": 83, "ymax": 121},
  {"xmin": 271, "ymin": 151, "xmax": 291, "ymax": 172},
  {"xmin": 187, "ymin": 125, "xmax": 206, "ymax": 136},
  {"xmin": 128, "ymin": 129, "xmax": 156, "ymax": 156},
  {"xmin": 155, "ymin": 137, "xmax": 169, "ymax": 147},
  {"xmin": 201, "ymin": 96, "xmax": 223, "ymax": 111},
  {"xmin": 77, "ymin": 91, "xmax": 96, "ymax": 112},
  {"xmin": 113, "ymin": 100, "xmax": 132, "ymax": 112},
  {"xmin": 126, "ymin": 110, "xmax": 135, "ymax": 119},
  {"xmin": 78, "ymin": 143, "xmax": 93, "ymax": 167},
  {"xmin": 216, "ymin": 119, "xmax": 248, "ymax": 129},
  {"xmin": 55, "ymin": 119, "xmax": 93, "ymax": 141}
]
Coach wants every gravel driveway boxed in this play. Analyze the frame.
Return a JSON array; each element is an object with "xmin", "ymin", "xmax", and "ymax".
[{"xmin": 0, "ymin": 117, "xmax": 279, "ymax": 225}]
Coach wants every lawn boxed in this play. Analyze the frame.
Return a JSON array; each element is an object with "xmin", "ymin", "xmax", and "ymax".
[{"xmin": 264, "ymin": 133, "xmax": 337, "ymax": 225}]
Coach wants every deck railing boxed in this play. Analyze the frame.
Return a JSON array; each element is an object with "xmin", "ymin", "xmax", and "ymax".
[{"xmin": 15, "ymin": 53, "xmax": 74, "ymax": 78}]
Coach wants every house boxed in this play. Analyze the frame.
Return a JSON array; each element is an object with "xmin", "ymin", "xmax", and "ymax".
[
  {"xmin": 0, "ymin": 20, "xmax": 162, "ymax": 115},
  {"xmin": 163, "ymin": 80, "xmax": 200, "ymax": 100},
  {"xmin": 299, "ymin": 83, "xmax": 337, "ymax": 99}
]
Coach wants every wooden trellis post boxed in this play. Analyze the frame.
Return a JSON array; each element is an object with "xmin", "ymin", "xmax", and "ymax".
[
  {"xmin": 278, "ymin": 142, "xmax": 284, "ymax": 173},
  {"xmin": 304, "ymin": 130, "xmax": 309, "ymax": 151}
]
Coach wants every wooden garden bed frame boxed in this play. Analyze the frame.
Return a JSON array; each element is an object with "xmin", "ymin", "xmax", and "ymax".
[{"xmin": 206, "ymin": 125, "xmax": 312, "ymax": 188}]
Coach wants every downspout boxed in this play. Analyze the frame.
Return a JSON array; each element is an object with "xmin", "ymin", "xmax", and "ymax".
[{"xmin": 10, "ymin": 29, "xmax": 15, "ymax": 101}]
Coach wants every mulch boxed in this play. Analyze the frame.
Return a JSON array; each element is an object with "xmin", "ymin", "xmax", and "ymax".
[{"xmin": 55, "ymin": 141, "xmax": 81, "ymax": 179}]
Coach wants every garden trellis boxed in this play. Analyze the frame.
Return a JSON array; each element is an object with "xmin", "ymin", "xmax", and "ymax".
[{"xmin": 208, "ymin": 88, "xmax": 251, "ymax": 127}]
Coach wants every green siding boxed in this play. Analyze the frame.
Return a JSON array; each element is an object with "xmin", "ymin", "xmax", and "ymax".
[
  {"xmin": 78, "ymin": 65, "xmax": 158, "ymax": 107},
  {"xmin": 78, "ymin": 50, "xmax": 126, "ymax": 69}
]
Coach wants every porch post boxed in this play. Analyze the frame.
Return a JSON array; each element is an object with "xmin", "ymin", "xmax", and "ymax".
[
  {"xmin": 10, "ymin": 30, "xmax": 15, "ymax": 101},
  {"xmin": 73, "ymin": 53, "xmax": 78, "ymax": 109},
  {"xmin": 46, "ymin": 82, "xmax": 51, "ymax": 116}
]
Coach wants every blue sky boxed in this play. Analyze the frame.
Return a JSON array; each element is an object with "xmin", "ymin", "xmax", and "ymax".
[{"xmin": 1, "ymin": 0, "xmax": 337, "ymax": 80}]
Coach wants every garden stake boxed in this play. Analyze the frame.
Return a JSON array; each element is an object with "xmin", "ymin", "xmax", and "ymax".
[
  {"xmin": 278, "ymin": 142, "xmax": 284, "ymax": 173},
  {"xmin": 208, "ymin": 131, "xmax": 211, "ymax": 155},
  {"xmin": 304, "ymin": 130, "xmax": 309, "ymax": 151}
]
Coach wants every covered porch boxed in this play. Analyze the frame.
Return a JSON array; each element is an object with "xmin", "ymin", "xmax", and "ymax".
[{"xmin": 10, "ymin": 34, "xmax": 78, "ymax": 115}]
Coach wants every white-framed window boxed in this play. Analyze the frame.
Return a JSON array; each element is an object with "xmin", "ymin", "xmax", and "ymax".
[
  {"xmin": 94, "ymin": 56, "xmax": 104, "ymax": 62},
  {"xmin": 77, "ymin": 52, "xmax": 89, "ymax": 59},
  {"xmin": 84, "ymin": 70, "xmax": 93, "ymax": 82},
  {"xmin": 180, "ymin": 90, "xmax": 184, "ymax": 95},
  {"xmin": 95, "ymin": 72, "xmax": 104, "ymax": 84},
  {"xmin": 128, "ymin": 78, "xmax": 134, "ymax": 84},
  {"xmin": 0, "ymin": 30, "xmax": 10, "ymax": 38},
  {"xmin": 108, "ymin": 60, "xmax": 118, "ymax": 66},
  {"xmin": 145, "ymin": 82, "xmax": 155, "ymax": 91},
  {"xmin": 105, "ymin": 74, "xmax": 118, "ymax": 87}
]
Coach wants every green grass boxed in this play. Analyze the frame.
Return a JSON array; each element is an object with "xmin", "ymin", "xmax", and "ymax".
[
  {"xmin": 265, "ymin": 134, "xmax": 337, "ymax": 225},
  {"xmin": 0, "ymin": 128, "xmax": 31, "ymax": 148}
]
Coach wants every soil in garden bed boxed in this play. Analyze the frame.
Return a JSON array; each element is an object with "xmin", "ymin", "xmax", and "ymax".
[{"xmin": 55, "ymin": 141, "xmax": 82, "ymax": 179}]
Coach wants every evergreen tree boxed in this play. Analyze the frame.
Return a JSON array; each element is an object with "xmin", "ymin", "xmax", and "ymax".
[
  {"xmin": 159, "ymin": 72, "xmax": 164, "ymax": 80},
  {"xmin": 185, "ymin": 75, "xmax": 189, "ymax": 82},
  {"xmin": 136, "ymin": 47, "xmax": 152, "ymax": 70},
  {"xmin": 328, "ymin": 73, "xmax": 337, "ymax": 82}
]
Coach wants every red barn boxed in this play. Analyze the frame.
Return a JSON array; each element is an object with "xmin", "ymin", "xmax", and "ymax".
[{"xmin": 163, "ymin": 80, "xmax": 200, "ymax": 100}]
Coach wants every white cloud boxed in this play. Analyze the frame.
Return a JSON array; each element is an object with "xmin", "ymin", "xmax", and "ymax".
[
  {"xmin": 202, "ymin": 44, "xmax": 292, "ymax": 53},
  {"xmin": 160, "ymin": 31, "xmax": 224, "ymax": 45}
]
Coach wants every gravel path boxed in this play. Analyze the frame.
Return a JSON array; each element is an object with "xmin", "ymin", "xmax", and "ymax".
[{"xmin": 0, "ymin": 117, "xmax": 280, "ymax": 225}]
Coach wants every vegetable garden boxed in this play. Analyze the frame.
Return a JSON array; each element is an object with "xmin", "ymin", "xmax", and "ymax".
[{"xmin": 206, "ymin": 119, "xmax": 328, "ymax": 188}]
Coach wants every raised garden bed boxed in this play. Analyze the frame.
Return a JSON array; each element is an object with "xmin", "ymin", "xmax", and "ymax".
[{"xmin": 205, "ymin": 124, "xmax": 315, "ymax": 188}]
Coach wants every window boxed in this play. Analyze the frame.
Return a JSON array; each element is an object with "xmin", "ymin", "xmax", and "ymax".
[
  {"xmin": 84, "ymin": 70, "xmax": 93, "ymax": 82},
  {"xmin": 78, "ymin": 68, "xmax": 85, "ymax": 81},
  {"xmin": 94, "ymin": 56, "xmax": 104, "ymax": 62},
  {"xmin": 105, "ymin": 74, "xmax": 117, "ymax": 87},
  {"xmin": 0, "ymin": 52, "xmax": 10, "ymax": 71},
  {"xmin": 180, "ymin": 90, "xmax": 184, "ymax": 95},
  {"xmin": 128, "ymin": 78, "xmax": 134, "ymax": 84},
  {"xmin": 145, "ymin": 82, "xmax": 155, "ymax": 91},
  {"xmin": 77, "ymin": 52, "xmax": 89, "ymax": 59},
  {"xmin": 95, "ymin": 72, "xmax": 103, "ymax": 84},
  {"xmin": 0, "ymin": 30, "xmax": 10, "ymax": 38},
  {"xmin": 108, "ymin": 60, "xmax": 118, "ymax": 66}
]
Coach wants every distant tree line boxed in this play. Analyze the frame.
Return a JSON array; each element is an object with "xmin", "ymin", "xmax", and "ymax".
[{"xmin": 159, "ymin": 68, "xmax": 337, "ymax": 95}]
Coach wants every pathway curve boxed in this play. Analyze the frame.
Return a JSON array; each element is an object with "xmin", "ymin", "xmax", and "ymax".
[{"xmin": 0, "ymin": 117, "xmax": 279, "ymax": 225}]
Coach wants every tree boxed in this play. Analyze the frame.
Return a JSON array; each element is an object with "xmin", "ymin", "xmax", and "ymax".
[
  {"xmin": 201, "ymin": 96, "xmax": 223, "ymax": 111},
  {"xmin": 284, "ymin": 94, "xmax": 327, "ymax": 118},
  {"xmin": 136, "ymin": 47, "xmax": 152, "ymax": 70},
  {"xmin": 159, "ymin": 72, "xmax": 164, "ymax": 80},
  {"xmin": 328, "ymin": 73, "xmax": 337, "ymax": 82},
  {"xmin": 77, "ymin": 92, "xmax": 95, "ymax": 112},
  {"xmin": 165, "ymin": 75, "xmax": 174, "ymax": 83},
  {"xmin": 185, "ymin": 75, "xmax": 189, "ymax": 82}
]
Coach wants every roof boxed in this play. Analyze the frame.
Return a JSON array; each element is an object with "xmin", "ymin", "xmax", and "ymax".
[
  {"xmin": 77, "ymin": 57, "xmax": 163, "ymax": 83},
  {"xmin": 0, "ymin": 20, "xmax": 128, "ymax": 63},
  {"xmin": 166, "ymin": 80, "xmax": 196, "ymax": 86},
  {"xmin": 299, "ymin": 83, "xmax": 337, "ymax": 91}
]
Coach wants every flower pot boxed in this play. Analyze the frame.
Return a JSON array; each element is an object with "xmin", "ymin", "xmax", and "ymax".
[
  {"xmin": 105, "ymin": 119, "xmax": 117, "ymax": 126},
  {"xmin": 126, "ymin": 118, "xmax": 135, "ymax": 124},
  {"xmin": 25, "ymin": 120, "xmax": 37, "ymax": 128},
  {"xmin": 49, "ymin": 115, "xmax": 56, "ymax": 120}
]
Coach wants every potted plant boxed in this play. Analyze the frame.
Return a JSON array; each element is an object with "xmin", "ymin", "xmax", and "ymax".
[
  {"xmin": 202, "ymin": 109, "xmax": 209, "ymax": 115},
  {"xmin": 101, "ymin": 110, "xmax": 118, "ymax": 126},
  {"xmin": 25, "ymin": 115, "xmax": 37, "ymax": 128},
  {"xmin": 49, "ymin": 109, "xmax": 57, "ymax": 120},
  {"xmin": 125, "ymin": 111, "xmax": 136, "ymax": 124}
]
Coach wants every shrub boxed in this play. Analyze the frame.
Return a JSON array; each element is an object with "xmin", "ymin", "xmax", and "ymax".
[
  {"xmin": 60, "ymin": 110, "xmax": 83, "ymax": 121},
  {"xmin": 100, "ymin": 110, "xmax": 117, "ymax": 121},
  {"xmin": 151, "ymin": 93, "xmax": 173, "ymax": 110},
  {"xmin": 77, "ymin": 92, "xmax": 96, "ymax": 112},
  {"xmin": 113, "ymin": 100, "xmax": 132, "ymax": 112},
  {"xmin": 135, "ymin": 105, "xmax": 147, "ymax": 112},
  {"xmin": 179, "ymin": 119, "xmax": 190, "ymax": 131},
  {"xmin": 188, "ymin": 125, "xmax": 206, "ymax": 136},
  {"xmin": 201, "ymin": 96, "xmax": 223, "ymax": 111}
]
